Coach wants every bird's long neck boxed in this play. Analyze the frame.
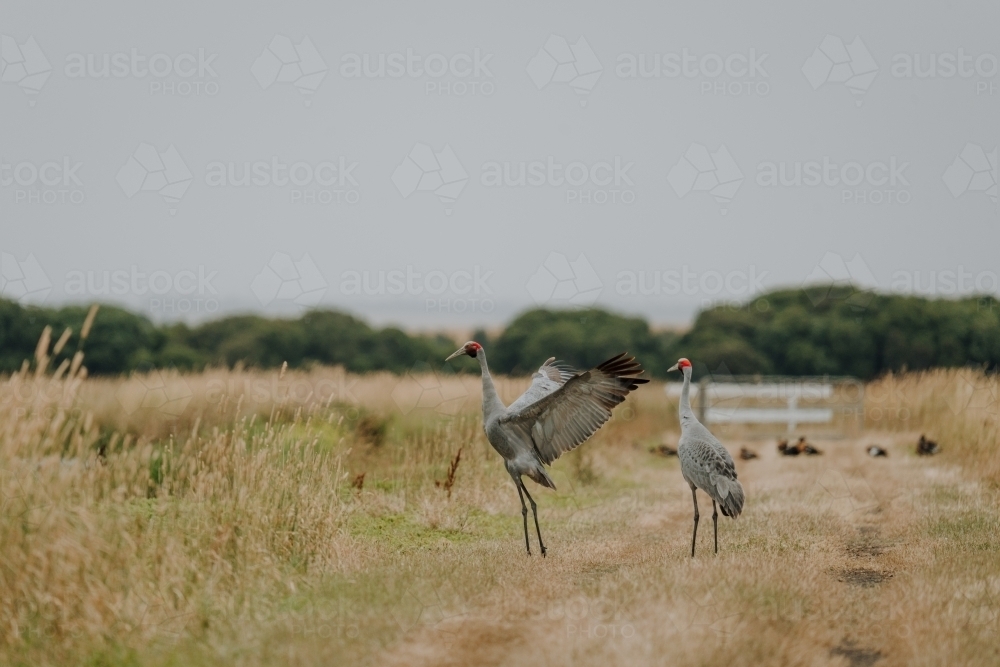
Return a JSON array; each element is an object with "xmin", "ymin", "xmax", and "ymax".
[
  {"xmin": 477, "ymin": 350, "xmax": 505, "ymax": 421},
  {"xmin": 679, "ymin": 366, "xmax": 697, "ymax": 425}
]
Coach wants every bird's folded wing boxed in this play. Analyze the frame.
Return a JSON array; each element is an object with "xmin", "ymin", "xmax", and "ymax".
[
  {"xmin": 683, "ymin": 431, "xmax": 739, "ymax": 481},
  {"xmin": 505, "ymin": 357, "xmax": 577, "ymax": 414},
  {"xmin": 500, "ymin": 353, "xmax": 648, "ymax": 465}
]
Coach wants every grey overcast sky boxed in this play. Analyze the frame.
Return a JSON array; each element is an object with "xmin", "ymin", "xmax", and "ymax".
[{"xmin": 2, "ymin": 1, "xmax": 997, "ymax": 331}]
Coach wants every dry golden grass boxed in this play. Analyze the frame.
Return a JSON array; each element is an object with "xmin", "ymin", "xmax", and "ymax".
[
  {"xmin": 864, "ymin": 369, "xmax": 1000, "ymax": 484},
  {"xmin": 1, "ymin": 347, "xmax": 998, "ymax": 666}
]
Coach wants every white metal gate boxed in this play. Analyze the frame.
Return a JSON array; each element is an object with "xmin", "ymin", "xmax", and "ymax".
[{"xmin": 665, "ymin": 376, "xmax": 864, "ymax": 437}]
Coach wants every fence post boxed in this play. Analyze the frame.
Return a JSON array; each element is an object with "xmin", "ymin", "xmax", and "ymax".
[{"xmin": 698, "ymin": 377, "xmax": 709, "ymax": 424}]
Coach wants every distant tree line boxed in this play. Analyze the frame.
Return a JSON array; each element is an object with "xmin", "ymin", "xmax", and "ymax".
[
  {"xmin": 672, "ymin": 286, "xmax": 1000, "ymax": 378},
  {"xmin": 1, "ymin": 285, "xmax": 998, "ymax": 379},
  {"xmin": 0, "ymin": 301, "xmax": 455, "ymax": 376}
]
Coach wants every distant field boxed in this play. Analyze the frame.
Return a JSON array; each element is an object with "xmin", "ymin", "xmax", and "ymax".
[{"xmin": 1, "ymin": 345, "xmax": 999, "ymax": 666}]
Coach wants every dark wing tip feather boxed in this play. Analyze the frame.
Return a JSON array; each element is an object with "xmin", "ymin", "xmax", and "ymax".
[{"xmin": 595, "ymin": 352, "xmax": 649, "ymax": 383}]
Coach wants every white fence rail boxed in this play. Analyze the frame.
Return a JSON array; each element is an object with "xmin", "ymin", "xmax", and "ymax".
[{"xmin": 665, "ymin": 376, "xmax": 863, "ymax": 435}]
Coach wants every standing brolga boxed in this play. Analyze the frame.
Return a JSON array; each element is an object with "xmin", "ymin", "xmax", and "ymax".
[
  {"xmin": 668, "ymin": 358, "xmax": 745, "ymax": 557},
  {"xmin": 446, "ymin": 342, "xmax": 648, "ymax": 556}
]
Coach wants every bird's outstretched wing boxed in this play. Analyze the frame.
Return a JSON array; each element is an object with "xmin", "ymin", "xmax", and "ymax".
[
  {"xmin": 500, "ymin": 353, "xmax": 648, "ymax": 465},
  {"xmin": 506, "ymin": 357, "xmax": 577, "ymax": 414}
]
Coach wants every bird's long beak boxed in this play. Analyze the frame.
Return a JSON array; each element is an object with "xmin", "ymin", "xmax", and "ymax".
[
  {"xmin": 445, "ymin": 347, "xmax": 466, "ymax": 362},
  {"xmin": 667, "ymin": 363, "xmax": 679, "ymax": 372}
]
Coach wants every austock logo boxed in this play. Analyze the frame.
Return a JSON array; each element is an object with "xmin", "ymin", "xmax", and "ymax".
[
  {"xmin": 616, "ymin": 47, "xmax": 770, "ymax": 97},
  {"xmin": 115, "ymin": 367, "xmax": 194, "ymax": 417},
  {"xmin": 891, "ymin": 49, "xmax": 998, "ymax": 96},
  {"xmin": 944, "ymin": 371, "xmax": 999, "ymax": 417},
  {"xmin": 0, "ymin": 34, "xmax": 51, "ymax": 105},
  {"xmin": 889, "ymin": 266, "xmax": 998, "ymax": 296},
  {"xmin": 251, "ymin": 252, "xmax": 327, "ymax": 308},
  {"xmin": 1, "ymin": 156, "xmax": 85, "ymax": 205},
  {"xmin": 391, "ymin": 363, "xmax": 470, "ymax": 417},
  {"xmin": 480, "ymin": 156, "xmax": 635, "ymax": 205},
  {"xmin": 392, "ymin": 143, "xmax": 468, "ymax": 215},
  {"xmin": 339, "ymin": 265, "xmax": 495, "ymax": 315},
  {"xmin": 665, "ymin": 580, "xmax": 746, "ymax": 637},
  {"xmin": 204, "ymin": 156, "xmax": 361, "ymax": 205},
  {"xmin": 802, "ymin": 35, "xmax": 878, "ymax": 106},
  {"xmin": 205, "ymin": 373, "xmax": 359, "ymax": 409},
  {"xmin": 526, "ymin": 252, "xmax": 602, "ymax": 307},
  {"xmin": 0, "ymin": 252, "xmax": 52, "ymax": 304},
  {"xmin": 527, "ymin": 35, "xmax": 602, "ymax": 106},
  {"xmin": 815, "ymin": 469, "xmax": 880, "ymax": 519},
  {"xmin": 802, "ymin": 252, "xmax": 877, "ymax": 308},
  {"xmin": 340, "ymin": 47, "xmax": 495, "ymax": 97},
  {"xmin": 943, "ymin": 144, "xmax": 997, "ymax": 210},
  {"xmin": 616, "ymin": 266, "xmax": 769, "ymax": 301},
  {"xmin": 63, "ymin": 265, "xmax": 221, "ymax": 316},
  {"xmin": 116, "ymin": 143, "xmax": 193, "ymax": 215},
  {"xmin": 667, "ymin": 143, "xmax": 743, "ymax": 215},
  {"xmin": 252, "ymin": 35, "xmax": 328, "ymax": 105},
  {"xmin": 64, "ymin": 47, "xmax": 220, "ymax": 97},
  {"xmin": 756, "ymin": 156, "xmax": 911, "ymax": 206}
]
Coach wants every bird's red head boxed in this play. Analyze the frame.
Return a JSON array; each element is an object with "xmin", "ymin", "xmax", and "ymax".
[
  {"xmin": 668, "ymin": 357, "xmax": 692, "ymax": 373},
  {"xmin": 447, "ymin": 340, "xmax": 482, "ymax": 362}
]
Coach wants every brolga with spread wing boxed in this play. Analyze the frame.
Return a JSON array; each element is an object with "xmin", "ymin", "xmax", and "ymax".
[
  {"xmin": 668, "ymin": 358, "xmax": 745, "ymax": 557},
  {"xmin": 446, "ymin": 342, "xmax": 648, "ymax": 556}
]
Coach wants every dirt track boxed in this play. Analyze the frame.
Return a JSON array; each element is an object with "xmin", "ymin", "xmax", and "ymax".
[{"xmin": 376, "ymin": 435, "xmax": 999, "ymax": 667}]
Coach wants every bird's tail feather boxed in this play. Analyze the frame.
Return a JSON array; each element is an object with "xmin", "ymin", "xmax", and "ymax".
[
  {"xmin": 713, "ymin": 476, "xmax": 745, "ymax": 518},
  {"xmin": 526, "ymin": 464, "xmax": 557, "ymax": 490}
]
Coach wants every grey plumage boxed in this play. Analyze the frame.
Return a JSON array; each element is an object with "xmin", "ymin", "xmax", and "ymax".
[
  {"xmin": 669, "ymin": 358, "xmax": 745, "ymax": 557},
  {"xmin": 446, "ymin": 342, "xmax": 648, "ymax": 555},
  {"xmin": 678, "ymin": 431, "xmax": 745, "ymax": 519}
]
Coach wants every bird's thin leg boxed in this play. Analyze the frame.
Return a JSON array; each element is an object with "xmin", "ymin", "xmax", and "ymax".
[
  {"xmin": 521, "ymin": 483, "xmax": 547, "ymax": 557},
  {"xmin": 690, "ymin": 485, "xmax": 700, "ymax": 558},
  {"xmin": 516, "ymin": 480, "xmax": 531, "ymax": 555},
  {"xmin": 712, "ymin": 499, "xmax": 719, "ymax": 555}
]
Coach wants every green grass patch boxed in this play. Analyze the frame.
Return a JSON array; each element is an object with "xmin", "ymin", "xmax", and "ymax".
[
  {"xmin": 927, "ymin": 510, "xmax": 1000, "ymax": 551},
  {"xmin": 348, "ymin": 512, "xmax": 479, "ymax": 550}
]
